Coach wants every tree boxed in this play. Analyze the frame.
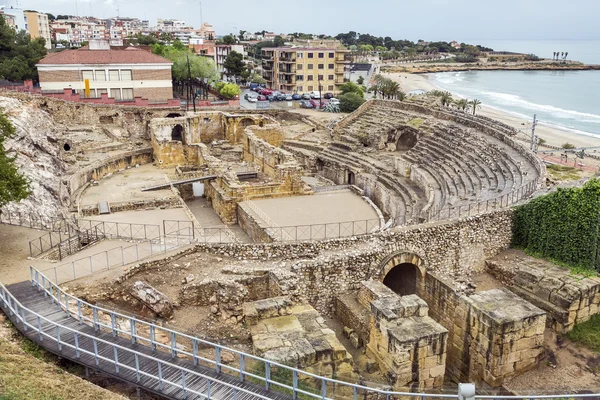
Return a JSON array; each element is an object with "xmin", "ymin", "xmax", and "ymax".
[
  {"xmin": 339, "ymin": 92, "xmax": 366, "ymax": 113},
  {"xmin": 223, "ymin": 50, "xmax": 246, "ymax": 77},
  {"xmin": 219, "ymin": 83, "xmax": 241, "ymax": 99},
  {"xmin": 155, "ymin": 45, "xmax": 219, "ymax": 83},
  {"xmin": 468, "ymin": 99, "xmax": 482, "ymax": 115},
  {"xmin": 273, "ymin": 35, "xmax": 285, "ymax": 47},
  {"xmin": 0, "ymin": 16, "xmax": 47, "ymax": 81},
  {"xmin": 339, "ymin": 81, "xmax": 364, "ymax": 98},
  {"xmin": 440, "ymin": 91, "xmax": 453, "ymax": 107},
  {"xmin": 454, "ymin": 98, "xmax": 469, "ymax": 112},
  {"xmin": 221, "ymin": 35, "xmax": 236, "ymax": 45},
  {"xmin": 249, "ymin": 72, "xmax": 266, "ymax": 84},
  {"xmin": 238, "ymin": 30, "xmax": 247, "ymax": 41},
  {"xmin": 562, "ymin": 143, "xmax": 576, "ymax": 150},
  {"xmin": 357, "ymin": 76, "xmax": 364, "ymax": 85},
  {"xmin": 0, "ymin": 110, "xmax": 30, "ymax": 208}
]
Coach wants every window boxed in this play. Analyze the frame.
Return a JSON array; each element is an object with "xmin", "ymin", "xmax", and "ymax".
[
  {"xmin": 110, "ymin": 88, "xmax": 121, "ymax": 100},
  {"xmin": 328, "ymin": 85, "xmax": 334, "ymax": 90},
  {"xmin": 328, "ymin": 75, "xmax": 334, "ymax": 80},
  {"xmin": 297, "ymin": 64, "xmax": 303, "ymax": 70},
  {"xmin": 97, "ymin": 89, "xmax": 108, "ymax": 96},
  {"xmin": 329, "ymin": 52, "xmax": 335, "ymax": 58},
  {"xmin": 328, "ymin": 64, "xmax": 334, "ymax": 69},
  {"xmin": 297, "ymin": 75, "xmax": 304, "ymax": 81},
  {"xmin": 95, "ymin": 70, "xmax": 106, "ymax": 81},
  {"xmin": 307, "ymin": 75, "xmax": 313, "ymax": 81},
  {"xmin": 86, "ymin": 89, "xmax": 96, "ymax": 98},
  {"xmin": 82, "ymin": 70, "xmax": 94, "ymax": 81},
  {"xmin": 318, "ymin": 53, "xmax": 324, "ymax": 58},
  {"xmin": 297, "ymin": 52, "xmax": 303, "ymax": 59},
  {"xmin": 109, "ymin": 70, "xmax": 120, "ymax": 81},
  {"xmin": 122, "ymin": 88, "xmax": 134, "ymax": 100},
  {"xmin": 307, "ymin": 64, "xmax": 313, "ymax": 69},
  {"xmin": 297, "ymin": 86, "xmax": 303, "ymax": 92},
  {"xmin": 121, "ymin": 70, "xmax": 132, "ymax": 81},
  {"xmin": 318, "ymin": 64, "xmax": 324, "ymax": 69},
  {"xmin": 318, "ymin": 75, "xmax": 324, "ymax": 81},
  {"xmin": 308, "ymin": 85, "xmax": 313, "ymax": 91},
  {"xmin": 307, "ymin": 52, "xmax": 313, "ymax": 58}
]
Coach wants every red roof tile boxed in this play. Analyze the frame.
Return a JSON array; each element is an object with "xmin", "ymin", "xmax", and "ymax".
[{"xmin": 38, "ymin": 47, "xmax": 172, "ymax": 65}]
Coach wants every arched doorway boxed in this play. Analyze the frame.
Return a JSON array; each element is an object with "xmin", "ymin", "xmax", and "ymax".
[
  {"xmin": 379, "ymin": 251, "xmax": 425, "ymax": 298},
  {"xmin": 347, "ymin": 171, "xmax": 356, "ymax": 185},
  {"xmin": 171, "ymin": 124, "xmax": 184, "ymax": 142},
  {"xmin": 383, "ymin": 263, "xmax": 418, "ymax": 296}
]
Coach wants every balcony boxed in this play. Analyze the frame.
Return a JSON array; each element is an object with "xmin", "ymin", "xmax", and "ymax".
[
  {"xmin": 262, "ymin": 52, "xmax": 274, "ymax": 60},
  {"xmin": 280, "ymin": 69, "xmax": 295, "ymax": 75},
  {"xmin": 279, "ymin": 57, "xmax": 296, "ymax": 63}
]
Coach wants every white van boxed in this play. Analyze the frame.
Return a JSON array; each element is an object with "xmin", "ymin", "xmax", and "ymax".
[{"xmin": 310, "ymin": 91, "xmax": 321, "ymax": 99}]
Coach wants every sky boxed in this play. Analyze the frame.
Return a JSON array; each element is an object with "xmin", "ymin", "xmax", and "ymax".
[{"xmin": 9, "ymin": 0, "xmax": 600, "ymax": 42}]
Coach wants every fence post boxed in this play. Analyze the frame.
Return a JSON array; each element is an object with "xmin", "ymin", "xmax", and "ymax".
[
  {"xmin": 113, "ymin": 346, "xmax": 120, "ymax": 373},
  {"xmin": 150, "ymin": 325, "xmax": 156, "ymax": 351},
  {"xmin": 215, "ymin": 345, "xmax": 221, "ymax": 373},
  {"xmin": 170, "ymin": 332, "xmax": 177, "ymax": 357},
  {"xmin": 239, "ymin": 354, "xmax": 245, "ymax": 382},
  {"xmin": 157, "ymin": 362, "xmax": 163, "ymax": 391},
  {"xmin": 111, "ymin": 313, "xmax": 117, "ymax": 336},
  {"xmin": 193, "ymin": 338, "xmax": 198, "ymax": 366},
  {"xmin": 293, "ymin": 370, "xmax": 298, "ymax": 399},
  {"xmin": 265, "ymin": 362, "xmax": 271, "ymax": 390},
  {"xmin": 74, "ymin": 332, "xmax": 80, "ymax": 358},
  {"xmin": 130, "ymin": 318, "xmax": 136, "ymax": 344}
]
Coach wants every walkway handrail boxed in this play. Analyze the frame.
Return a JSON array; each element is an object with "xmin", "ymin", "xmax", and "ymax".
[
  {"xmin": 0, "ymin": 281, "xmax": 275, "ymax": 400},
  {"xmin": 28, "ymin": 266, "xmax": 458, "ymax": 399}
]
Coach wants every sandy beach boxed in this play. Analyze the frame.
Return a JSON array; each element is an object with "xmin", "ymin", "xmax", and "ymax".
[{"xmin": 386, "ymin": 72, "xmax": 600, "ymax": 149}]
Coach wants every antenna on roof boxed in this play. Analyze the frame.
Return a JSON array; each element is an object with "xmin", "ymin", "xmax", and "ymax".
[
  {"xmin": 75, "ymin": 0, "xmax": 79, "ymax": 16},
  {"xmin": 199, "ymin": 1, "xmax": 203, "ymax": 27}
]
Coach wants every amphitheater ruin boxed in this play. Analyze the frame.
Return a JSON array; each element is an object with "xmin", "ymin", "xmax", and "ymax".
[{"xmin": 1, "ymin": 91, "xmax": 599, "ymax": 398}]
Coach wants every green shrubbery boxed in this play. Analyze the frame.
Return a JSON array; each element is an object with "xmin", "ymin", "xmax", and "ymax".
[{"xmin": 512, "ymin": 179, "xmax": 600, "ymax": 273}]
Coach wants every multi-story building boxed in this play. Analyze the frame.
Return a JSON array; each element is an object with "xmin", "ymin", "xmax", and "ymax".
[
  {"xmin": 157, "ymin": 19, "xmax": 186, "ymax": 32},
  {"xmin": 36, "ymin": 39, "xmax": 174, "ymax": 102},
  {"xmin": 0, "ymin": 6, "xmax": 26, "ymax": 32},
  {"xmin": 198, "ymin": 22, "xmax": 216, "ymax": 40},
  {"xmin": 0, "ymin": 11, "xmax": 16, "ymax": 29},
  {"xmin": 261, "ymin": 47, "xmax": 351, "ymax": 94},
  {"xmin": 24, "ymin": 11, "xmax": 51, "ymax": 49},
  {"xmin": 215, "ymin": 44, "xmax": 246, "ymax": 77}
]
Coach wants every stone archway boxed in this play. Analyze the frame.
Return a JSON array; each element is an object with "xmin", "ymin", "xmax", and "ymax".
[
  {"xmin": 171, "ymin": 124, "xmax": 184, "ymax": 142},
  {"xmin": 379, "ymin": 251, "xmax": 426, "ymax": 297}
]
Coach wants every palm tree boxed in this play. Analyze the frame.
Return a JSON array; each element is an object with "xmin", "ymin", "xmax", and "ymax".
[
  {"xmin": 397, "ymin": 90, "xmax": 406, "ymax": 101},
  {"xmin": 454, "ymin": 98, "xmax": 469, "ymax": 112},
  {"xmin": 565, "ymin": 52, "xmax": 568, "ymax": 61},
  {"xmin": 440, "ymin": 91, "xmax": 453, "ymax": 107},
  {"xmin": 469, "ymin": 99, "xmax": 482, "ymax": 115}
]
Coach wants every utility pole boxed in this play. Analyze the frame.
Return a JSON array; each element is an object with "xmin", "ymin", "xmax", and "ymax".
[
  {"xmin": 530, "ymin": 114, "xmax": 538, "ymax": 151},
  {"xmin": 318, "ymin": 76, "xmax": 323, "ymax": 109}
]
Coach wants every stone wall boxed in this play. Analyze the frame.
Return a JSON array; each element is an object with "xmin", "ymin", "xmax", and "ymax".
[
  {"xmin": 237, "ymin": 202, "xmax": 274, "ymax": 243},
  {"xmin": 79, "ymin": 198, "xmax": 180, "ymax": 216},
  {"xmin": 421, "ymin": 272, "xmax": 546, "ymax": 387},
  {"xmin": 69, "ymin": 148, "xmax": 153, "ymax": 205},
  {"xmin": 362, "ymin": 281, "xmax": 447, "ymax": 391},
  {"xmin": 486, "ymin": 257, "xmax": 600, "ymax": 333}
]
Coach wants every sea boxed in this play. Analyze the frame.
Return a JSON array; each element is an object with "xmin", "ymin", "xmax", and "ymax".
[{"xmin": 429, "ymin": 40, "xmax": 600, "ymax": 138}]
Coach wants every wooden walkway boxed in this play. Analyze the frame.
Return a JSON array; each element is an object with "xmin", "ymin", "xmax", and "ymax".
[{"xmin": 1, "ymin": 281, "xmax": 292, "ymax": 400}]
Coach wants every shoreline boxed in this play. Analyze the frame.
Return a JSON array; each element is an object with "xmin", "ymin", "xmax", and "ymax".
[
  {"xmin": 386, "ymin": 72, "xmax": 600, "ymax": 150},
  {"xmin": 382, "ymin": 62, "xmax": 600, "ymax": 74}
]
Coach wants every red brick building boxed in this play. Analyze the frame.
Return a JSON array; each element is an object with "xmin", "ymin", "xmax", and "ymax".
[{"xmin": 36, "ymin": 40, "xmax": 174, "ymax": 102}]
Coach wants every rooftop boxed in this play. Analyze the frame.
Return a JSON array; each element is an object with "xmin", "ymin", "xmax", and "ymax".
[{"xmin": 37, "ymin": 46, "xmax": 172, "ymax": 65}]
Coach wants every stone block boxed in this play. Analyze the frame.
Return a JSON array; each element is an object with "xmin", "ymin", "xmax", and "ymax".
[
  {"xmin": 365, "ymin": 359, "xmax": 379, "ymax": 373},
  {"xmin": 292, "ymin": 338, "xmax": 316, "ymax": 366},
  {"xmin": 349, "ymin": 332, "xmax": 361, "ymax": 349},
  {"xmin": 253, "ymin": 334, "xmax": 285, "ymax": 354},
  {"xmin": 429, "ymin": 364, "xmax": 445, "ymax": 378}
]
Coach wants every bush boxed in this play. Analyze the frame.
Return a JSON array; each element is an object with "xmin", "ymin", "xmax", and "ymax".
[
  {"xmin": 338, "ymin": 81, "xmax": 364, "ymax": 98},
  {"xmin": 524, "ymin": 54, "xmax": 541, "ymax": 61},
  {"xmin": 454, "ymin": 54, "xmax": 478, "ymax": 63},
  {"xmin": 357, "ymin": 76, "xmax": 364, "ymax": 85},
  {"xmin": 339, "ymin": 92, "xmax": 366, "ymax": 113},
  {"xmin": 562, "ymin": 142, "xmax": 576, "ymax": 149},
  {"xmin": 219, "ymin": 83, "xmax": 241, "ymax": 99},
  {"xmin": 512, "ymin": 179, "xmax": 600, "ymax": 273}
]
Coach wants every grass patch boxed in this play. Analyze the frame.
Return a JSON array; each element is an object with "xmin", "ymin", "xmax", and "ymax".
[
  {"xmin": 0, "ymin": 320, "xmax": 125, "ymax": 400},
  {"xmin": 245, "ymin": 361, "xmax": 321, "ymax": 400},
  {"xmin": 566, "ymin": 314, "xmax": 600, "ymax": 353},
  {"xmin": 546, "ymin": 164, "xmax": 582, "ymax": 181},
  {"xmin": 407, "ymin": 118, "xmax": 424, "ymax": 129},
  {"xmin": 521, "ymin": 247, "xmax": 597, "ymax": 278}
]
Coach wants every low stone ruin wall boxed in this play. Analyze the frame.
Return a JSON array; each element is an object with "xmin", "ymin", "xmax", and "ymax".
[
  {"xmin": 69, "ymin": 148, "xmax": 153, "ymax": 203},
  {"xmin": 486, "ymin": 257, "xmax": 600, "ymax": 333},
  {"xmin": 79, "ymin": 198, "xmax": 180, "ymax": 217},
  {"xmin": 421, "ymin": 272, "xmax": 546, "ymax": 387}
]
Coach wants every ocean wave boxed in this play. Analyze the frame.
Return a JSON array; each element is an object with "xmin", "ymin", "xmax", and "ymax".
[{"xmin": 482, "ymin": 91, "xmax": 600, "ymax": 122}]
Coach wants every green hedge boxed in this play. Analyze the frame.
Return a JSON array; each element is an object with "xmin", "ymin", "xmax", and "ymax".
[{"xmin": 512, "ymin": 179, "xmax": 600, "ymax": 272}]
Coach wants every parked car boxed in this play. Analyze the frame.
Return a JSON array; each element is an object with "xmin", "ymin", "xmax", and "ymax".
[
  {"xmin": 247, "ymin": 96, "xmax": 258, "ymax": 103},
  {"xmin": 285, "ymin": 94, "xmax": 293, "ymax": 101},
  {"xmin": 301, "ymin": 93, "xmax": 311, "ymax": 100},
  {"xmin": 267, "ymin": 94, "xmax": 276, "ymax": 101},
  {"xmin": 244, "ymin": 93, "xmax": 254, "ymax": 100},
  {"xmin": 329, "ymin": 98, "xmax": 340, "ymax": 105},
  {"xmin": 310, "ymin": 91, "xmax": 321, "ymax": 99},
  {"xmin": 276, "ymin": 94, "xmax": 287, "ymax": 101},
  {"xmin": 292, "ymin": 93, "xmax": 302, "ymax": 100},
  {"xmin": 299, "ymin": 100, "xmax": 314, "ymax": 109},
  {"xmin": 259, "ymin": 89, "xmax": 273, "ymax": 96},
  {"xmin": 323, "ymin": 92, "xmax": 334, "ymax": 99},
  {"xmin": 257, "ymin": 95, "xmax": 267, "ymax": 101}
]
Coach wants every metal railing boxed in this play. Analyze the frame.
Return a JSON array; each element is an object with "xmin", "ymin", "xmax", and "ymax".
[
  {"xmin": 29, "ymin": 228, "xmax": 103, "ymax": 260},
  {"xmin": 164, "ymin": 219, "xmax": 382, "ymax": 244},
  {"xmin": 77, "ymin": 220, "xmax": 161, "ymax": 241},
  {"xmin": 21, "ymin": 268, "xmax": 600, "ymax": 399},
  {"xmin": 25, "ymin": 266, "xmax": 458, "ymax": 399},
  {"xmin": 40, "ymin": 236, "xmax": 191, "ymax": 284},
  {"xmin": 0, "ymin": 210, "xmax": 69, "ymax": 232},
  {"xmin": 426, "ymin": 180, "xmax": 537, "ymax": 222}
]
